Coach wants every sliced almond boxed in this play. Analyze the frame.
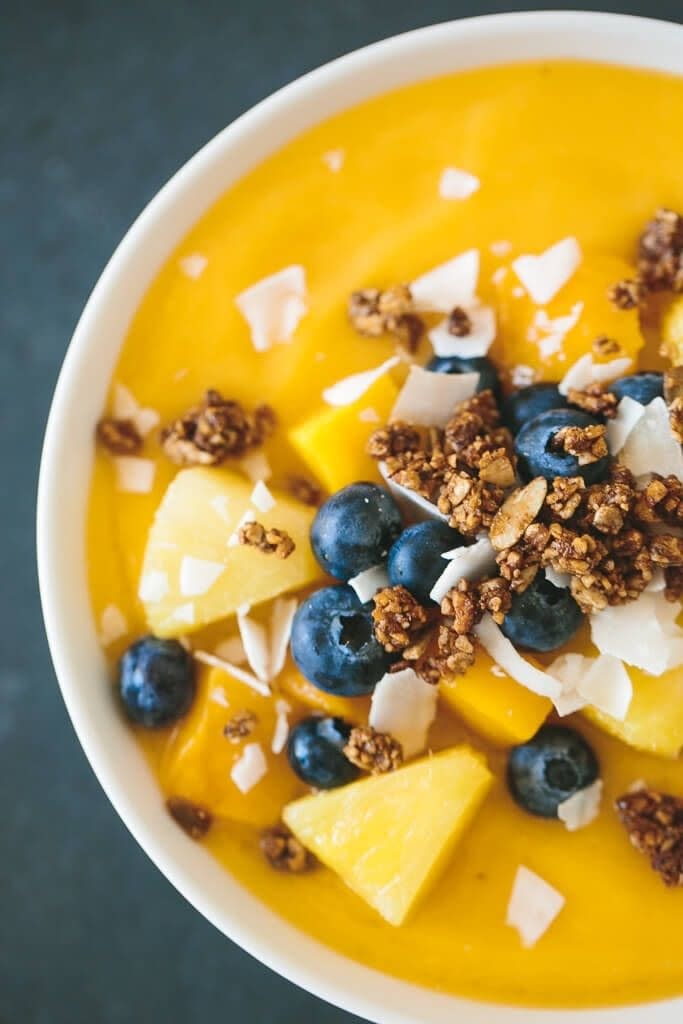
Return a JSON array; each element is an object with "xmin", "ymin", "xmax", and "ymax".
[{"xmin": 489, "ymin": 478, "xmax": 547, "ymax": 551}]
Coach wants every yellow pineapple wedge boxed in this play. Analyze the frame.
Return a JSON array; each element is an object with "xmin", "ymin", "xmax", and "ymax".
[
  {"xmin": 283, "ymin": 746, "xmax": 492, "ymax": 926},
  {"xmin": 584, "ymin": 665, "xmax": 683, "ymax": 759},
  {"xmin": 139, "ymin": 467, "xmax": 322, "ymax": 636}
]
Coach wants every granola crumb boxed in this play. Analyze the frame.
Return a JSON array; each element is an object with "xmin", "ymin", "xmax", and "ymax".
[
  {"xmin": 447, "ymin": 306, "xmax": 472, "ymax": 337},
  {"xmin": 580, "ymin": 476, "xmax": 635, "ymax": 535},
  {"xmin": 348, "ymin": 284, "xmax": 423, "ymax": 350},
  {"xmin": 260, "ymin": 824, "xmax": 314, "ymax": 873},
  {"xmin": 372, "ymin": 585, "xmax": 429, "ymax": 652},
  {"xmin": 347, "ymin": 288, "xmax": 384, "ymax": 336},
  {"xmin": 496, "ymin": 521, "xmax": 549, "ymax": 593},
  {"xmin": 391, "ymin": 312, "xmax": 424, "ymax": 353},
  {"xmin": 634, "ymin": 475, "xmax": 683, "ymax": 527},
  {"xmin": 96, "ymin": 417, "xmax": 143, "ymax": 454},
  {"xmin": 664, "ymin": 565, "xmax": 683, "ymax": 602},
  {"xmin": 238, "ymin": 521, "xmax": 295, "ymax": 558},
  {"xmin": 223, "ymin": 709, "xmax": 258, "ymax": 742},
  {"xmin": 288, "ymin": 475, "xmax": 324, "ymax": 506},
  {"xmin": 166, "ymin": 796, "xmax": 213, "ymax": 840},
  {"xmin": 567, "ymin": 383, "xmax": 618, "ymax": 419},
  {"xmin": 607, "ymin": 279, "xmax": 642, "ymax": 310},
  {"xmin": 615, "ymin": 788, "xmax": 683, "ymax": 887},
  {"xmin": 545, "ymin": 476, "xmax": 585, "ymax": 521},
  {"xmin": 441, "ymin": 579, "xmax": 481, "ymax": 635},
  {"xmin": 669, "ymin": 396, "xmax": 683, "ymax": 444},
  {"xmin": 592, "ymin": 335, "xmax": 622, "ymax": 357},
  {"xmin": 664, "ymin": 366, "xmax": 683, "ymax": 404},
  {"xmin": 638, "ymin": 208, "xmax": 683, "ymax": 294},
  {"xmin": 161, "ymin": 390, "xmax": 276, "ymax": 466},
  {"xmin": 649, "ymin": 533, "xmax": 683, "ymax": 567},
  {"xmin": 437, "ymin": 474, "xmax": 505, "ymax": 536},
  {"xmin": 551, "ymin": 423, "xmax": 608, "ymax": 466},
  {"xmin": 367, "ymin": 421, "xmax": 423, "ymax": 460},
  {"xmin": 477, "ymin": 576, "xmax": 512, "ymax": 624},
  {"xmin": 343, "ymin": 725, "xmax": 403, "ymax": 774}
]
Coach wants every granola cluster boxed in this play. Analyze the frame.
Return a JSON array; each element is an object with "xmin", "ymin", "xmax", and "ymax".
[
  {"xmin": 550, "ymin": 423, "xmax": 608, "ymax": 466},
  {"xmin": 223, "ymin": 709, "xmax": 258, "ymax": 742},
  {"xmin": 348, "ymin": 284, "xmax": 424, "ymax": 352},
  {"xmin": 609, "ymin": 208, "xmax": 683, "ymax": 307},
  {"xmin": 238, "ymin": 521, "xmax": 296, "ymax": 558},
  {"xmin": 566, "ymin": 383, "xmax": 618, "ymax": 419},
  {"xmin": 372, "ymin": 585, "xmax": 429, "ymax": 653},
  {"xmin": 260, "ymin": 824, "xmax": 313, "ymax": 873},
  {"xmin": 161, "ymin": 389, "xmax": 276, "ymax": 466},
  {"xmin": 343, "ymin": 725, "xmax": 403, "ymax": 774},
  {"xmin": 616, "ymin": 788, "xmax": 683, "ymax": 887}
]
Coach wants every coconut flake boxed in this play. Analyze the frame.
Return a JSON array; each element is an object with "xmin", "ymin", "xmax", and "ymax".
[
  {"xmin": 558, "ymin": 779, "xmax": 604, "ymax": 832},
  {"xmin": 506, "ymin": 866, "xmax": 565, "ymax": 948},
  {"xmin": 410, "ymin": 250, "xmax": 479, "ymax": 313},
  {"xmin": 558, "ymin": 354, "xmax": 632, "ymax": 396},
  {"xmin": 490, "ymin": 240, "xmax": 512, "ymax": 257},
  {"xmin": 112, "ymin": 383, "xmax": 160, "ymax": 437},
  {"xmin": 533, "ymin": 302, "xmax": 583, "ymax": 360},
  {"xmin": 271, "ymin": 699, "xmax": 292, "ymax": 755},
  {"xmin": 237, "ymin": 611, "xmax": 270, "ymax": 682},
  {"xmin": 114, "ymin": 457, "xmax": 156, "ymax": 494},
  {"xmin": 379, "ymin": 463, "xmax": 447, "ymax": 522},
  {"xmin": 511, "ymin": 364, "xmax": 537, "ymax": 389},
  {"xmin": 512, "ymin": 237, "xmax": 581, "ymax": 305},
  {"xmin": 428, "ymin": 305, "xmax": 496, "ymax": 359},
  {"xmin": 179, "ymin": 252, "xmax": 208, "ymax": 279},
  {"xmin": 390, "ymin": 365, "xmax": 478, "ymax": 427},
  {"xmin": 544, "ymin": 566, "xmax": 570, "ymax": 589},
  {"xmin": 231, "ymin": 742, "xmax": 268, "ymax": 794},
  {"xmin": 430, "ymin": 537, "xmax": 496, "ymax": 604},
  {"xmin": 138, "ymin": 569, "xmax": 169, "ymax": 603},
  {"xmin": 348, "ymin": 565, "xmax": 390, "ymax": 603},
  {"xmin": 269, "ymin": 597, "xmax": 298, "ymax": 680},
  {"xmin": 591, "ymin": 592, "xmax": 683, "ymax": 676},
  {"xmin": 250, "ymin": 480, "xmax": 276, "ymax": 514},
  {"xmin": 620, "ymin": 397, "xmax": 683, "ymax": 478},
  {"xmin": 239, "ymin": 450, "xmax": 272, "ymax": 484},
  {"xmin": 491, "ymin": 267, "xmax": 508, "ymax": 286},
  {"xmin": 438, "ymin": 167, "xmax": 480, "ymax": 200},
  {"xmin": 646, "ymin": 569, "xmax": 666, "ymax": 593},
  {"xmin": 227, "ymin": 508, "xmax": 256, "ymax": 547},
  {"xmin": 490, "ymin": 664, "xmax": 507, "ymax": 678},
  {"xmin": 358, "ymin": 406, "xmax": 380, "ymax": 423},
  {"xmin": 99, "ymin": 604, "xmax": 128, "ymax": 646},
  {"xmin": 606, "ymin": 396, "xmax": 645, "ymax": 455},
  {"xmin": 235, "ymin": 265, "xmax": 307, "ymax": 352},
  {"xmin": 474, "ymin": 615, "xmax": 562, "ymax": 700},
  {"xmin": 179, "ymin": 556, "xmax": 225, "ymax": 597},
  {"xmin": 579, "ymin": 655, "xmax": 633, "ymax": 720},
  {"xmin": 369, "ymin": 668, "xmax": 438, "ymax": 759},
  {"xmin": 214, "ymin": 635, "xmax": 246, "ymax": 664},
  {"xmin": 172, "ymin": 602, "xmax": 195, "ymax": 625},
  {"xmin": 322, "ymin": 356, "xmax": 399, "ymax": 407},
  {"xmin": 194, "ymin": 650, "xmax": 271, "ymax": 697},
  {"xmin": 322, "ymin": 148, "xmax": 345, "ymax": 172},
  {"xmin": 210, "ymin": 494, "xmax": 231, "ymax": 523},
  {"xmin": 209, "ymin": 686, "xmax": 230, "ymax": 708}
]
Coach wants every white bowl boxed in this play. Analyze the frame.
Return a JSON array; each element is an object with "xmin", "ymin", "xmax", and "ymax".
[{"xmin": 38, "ymin": 12, "xmax": 683, "ymax": 1024}]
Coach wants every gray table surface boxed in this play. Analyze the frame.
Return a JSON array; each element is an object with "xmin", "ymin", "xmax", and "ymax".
[{"xmin": 3, "ymin": 1, "xmax": 681, "ymax": 1021}]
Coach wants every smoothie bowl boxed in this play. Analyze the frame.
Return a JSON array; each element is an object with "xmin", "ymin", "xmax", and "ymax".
[{"xmin": 38, "ymin": 12, "xmax": 683, "ymax": 1024}]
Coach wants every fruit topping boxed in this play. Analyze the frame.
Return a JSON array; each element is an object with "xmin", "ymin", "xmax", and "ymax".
[
  {"xmin": 387, "ymin": 520, "xmax": 466, "ymax": 604},
  {"xmin": 507, "ymin": 725, "xmax": 599, "ymax": 818},
  {"xmin": 119, "ymin": 636, "xmax": 195, "ymax": 728},
  {"xmin": 515, "ymin": 409, "xmax": 610, "ymax": 484},
  {"xmin": 286, "ymin": 716, "xmax": 361, "ymax": 789},
  {"xmin": 501, "ymin": 382, "xmax": 568, "ymax": 433},
  {"xmin": 426, "ymin": 354, "xmax": 501, "ymax": 400},
  {"xmin": 500, "ymin": 574, "xmax": 584, "ymax": 652},
  {"xmin": 611, "ymin": 372, "xmax": 664, "ymax": 405},
  {"xmin": 615, "ymin": 787, "xmax": 683, "ymax": 886},
  {"xmin": 310, "ymin": 482, "xmax": 402, "ymax": 581}
]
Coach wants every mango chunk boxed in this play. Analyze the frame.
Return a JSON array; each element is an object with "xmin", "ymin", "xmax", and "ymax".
[
  {"xmin": 288, "ymin": 373, "xmax": 398, "ymax": 493},
  {"xmin": 283, "ymin": 746, "xmax": 492, "ymax": 926},
  {"xmin": 584, "ymin": 664, "xmax": 683, "ymax": 759},
  {"xmin": 161, "ymin": 667, "xmax": 303, "ymax": 825},
  {"xmin": 440, "ymin": 652, "xmax": 551, "ymax": 746},
  {"xmin": 661, "ymin": 294, "xmax": 683, "ymax": 365},
  {"xmin": 139, "ymin": 467, "xmax": 321, "ymax": 636},
  {"xmin": 279, "ymin": 661, "xmax": 371, "ymax": 724}
]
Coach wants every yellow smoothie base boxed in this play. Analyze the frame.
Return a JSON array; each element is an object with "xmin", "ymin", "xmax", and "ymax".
[{"xmin": 88, "ymin": 61, "xmax": 683, "ymax": 1007}]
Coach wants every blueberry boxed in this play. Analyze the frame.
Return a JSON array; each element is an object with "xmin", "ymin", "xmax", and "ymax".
[
  {"xmin": 611, "ymin": 372, "xmax": 663, "ymax": 406},
  {"xmin": 426, "ymin": 355, "xmax": 501, "ymax": 400},
  {"xmin": 287, "ymin": 716, "xmax": 361, "ymax": 789},
  {"xmin": 501, "ymin": 383, "xmax": 568, "ymax": 434},
  {"xmin": 290, "ymin": 585, "xmax": 394, "ymax": 696},
  {"xmin": 119, "ymin": 636, "xmax": 195, "ymax": 728},
  {"xmin": 501, "ymin": 575, "xmax": 584, "ymax": 652},
  {"xmin": 515, "ymin": 408, "xmax": 609, "ymax": 484},
  {"xmin": 387, "ymin": 521, "xmax": 466, "ymax": 605},
  {"xmin": 311, "ymin": 482, "xmax": 402, "ymax": 581},
  {"xmin": 507, "ymin": 725, "xmax": 599, "ymax": 818}
]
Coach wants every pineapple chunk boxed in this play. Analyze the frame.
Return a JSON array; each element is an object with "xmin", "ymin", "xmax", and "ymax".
[
  {"xmin": 288, "ymin": 373, "xmax": 398, "ymax": 493},
  {"xmin": 139, "ymin": 467, "xmax": 321, "ymax": 636},
  {"xmin": 283, "ymin": 746, "xmax": 492, "ymax": 926},
  {"xmin": 661, "ymin": 294, "xmax": 683, "ymax": 365},
  {"xmin": 440, "ymin": 651, "xmax": 551, "ymax": 746},
  {"xmin": 279, "ymin": 661, "xmax": 371, "ymax": 724},
  {"xmin": 584, "ymin": 664, "xmax": 683, "ymax": 759},
  {"xmin": 161, "ymin": 667, "xmax": 303, "ymax": 825}
]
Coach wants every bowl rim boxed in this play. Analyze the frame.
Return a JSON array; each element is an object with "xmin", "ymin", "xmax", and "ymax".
[{"xmin": 38, "ymin": 11, "xmax": 683, "ymax": 1024}]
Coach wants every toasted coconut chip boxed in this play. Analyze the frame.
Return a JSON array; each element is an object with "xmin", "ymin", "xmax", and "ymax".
[
  {"xmin": 410, "ymin": 249, "xmax": 479, "ymax": 313},
  {"xmin": 558, "ymin": 779, "xmax": 604, "ymax": 832},
  {"xmin": 269, "ymin": 596, "xmax": 298, "ymax": 680},
  {"xmin": 250, "ymin": 480, "xmax": 276, "ymax": 514},
  {"xmin": 237, "ymin": 611, "xmax": 271, "ymax": 682},
  {"xmin": 379, "ymin": 462, "xmax": 447, "ymax": 522},
  {"xmin": 506, "ymin": 866, "xmax": 565, "ymax": 948},
  {"xmin": 112, "ymin": 383, "xmax": 160, "ymax": 437},
  {"xmin": 438, "ymin": 167, "xmax": 480, "ymax": 200},
  {"xmin": 428, "ymin": 305, "xmax": 496, "ymax": 358},
  {"xmin": 430, "ymin": 536, "xmax": 496, "ymax": 604},
  {"xmin": 533, "ymin": 302, "xmax": 583, "ymax": 360},
  {"xmin": 558, "ymin": 354, "xmax": 632, "ymax": 396},
  {"xmin": 172, "ymin": 602, "xmax": 195, "ymax": 625},
  {"xmin": 512, "ymin": 237, "xmax": 581, "ymax": 305},
  {"xmin": 235, "ymin": 265, "xmax": 307, "ymax": 352},
  {"xmin": 358, "ymin": 406, "xmax": 380, "ymax": 423},
  {"xmin": 231, "ymin": 742, "xmax": 268, "ymax": 794},
  {"xmin": 474, "ymin": 615, "xmax": 562, "ymax": 700},
  {"xmin": 239, "ymin": 450, "xmax": 272, "ymax": 484},
  {"xmin": 179, "ymin": 252, "xmax": 208, "ymax": 279},
  {"xmin": 322, "ymin": 148, "xmax": 344, "ymax": 172},
  {"xmin": 271, "ymin": 699, "xmax": 292, "ymax": 755},
  {"xmin": 606, "ymin": 396, "xmax": 645, "ymax": 455},
  {"xmin": 210, "ymin": 494, "xmax": 231, "ymax": 523},
  {"xmin": 99, "ymin": 604, "xmax": 128, "ymax": 646},
  {"xmin": 138, "ymin": 569, "xmax": 169, "ymax": 603},
  {"xmin": 194, "ymin": 650, "xmax": 271, "ymax": 697},
  {"xmin": 114, "ymin": 456, "xmax": 156, "ymax": 494},
  {"xmin": 591, "ymin": 592, "xmax": 683, "ymax": 676},
  {"xmin": 322, "ymin": 356, "xmax": 399, "ymax": 407},
  {"xmin": 348, "ymin": 565, "xmax": 390, "ymax": 603},
  {"xmin": 620, "ymin": 397, "xmax": 683, "ymax": 478},
  {"xmin": 390, "ymin": 365, "xmax": 479, "ymax": 427},
  {"xmin": 369, "ymin": 667, "xmax": 438, "ymax": 759},
  {"xmin": 227, "ymin": 508, "xmax": 257, "ymax": 547},
  {"xmin": 179, "ymin": 556, "xmax": 225, "ymax": 598},
  {"xmin": 213, "ymin": 634, "xmax": 246, "ymax": 664}
]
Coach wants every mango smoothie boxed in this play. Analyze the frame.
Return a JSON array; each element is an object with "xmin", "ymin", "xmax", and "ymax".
[{"xmin": 88, "ymin": 62, "xmax": 683, "ymax": 1008}]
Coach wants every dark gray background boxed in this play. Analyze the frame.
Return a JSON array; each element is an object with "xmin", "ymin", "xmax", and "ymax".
[{"xmin": 2, "ymin": 2, "xmax": 681, "ymax": 1022}]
